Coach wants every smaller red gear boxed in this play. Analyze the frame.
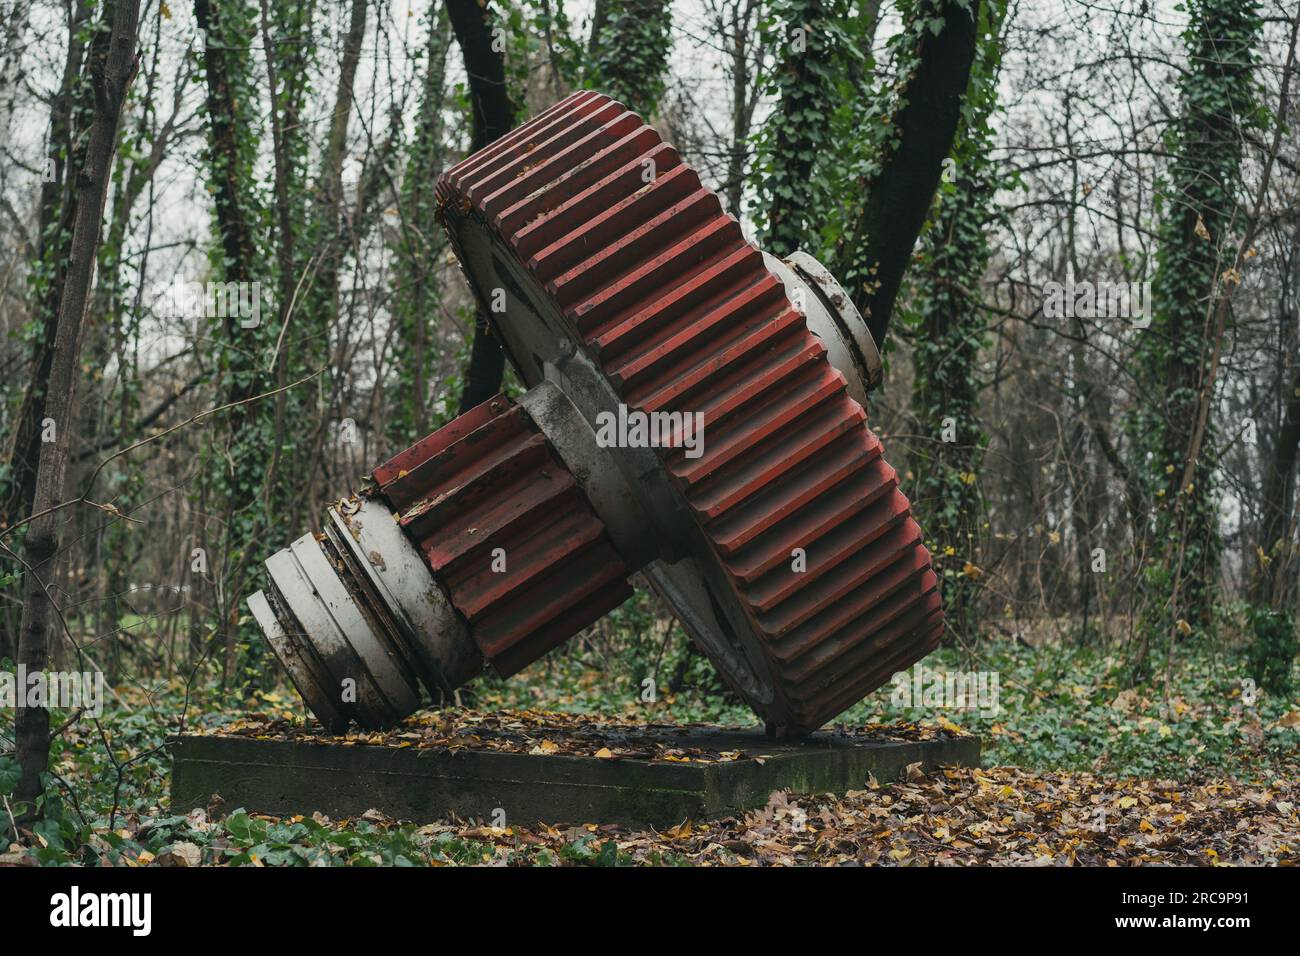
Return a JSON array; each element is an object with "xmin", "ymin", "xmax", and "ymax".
[{"xmin": 370, "ymin": 393, "xmax": 633, "ymax": 677}]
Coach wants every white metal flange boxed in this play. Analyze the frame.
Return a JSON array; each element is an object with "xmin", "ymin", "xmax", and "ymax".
[
  {"xmin": 248, "ymin": 588, "xmax": 348, "ymax": 731},
  {"xmin": 764, "ymin": 251, "xmax": 883, "ymax": 405},
  {"xmin": 265, "ymin": 538, "xmax": 393, "ymax": 726},
  {"xmin": 287, "ymin": 534, "xmax": 421, "ymax": 718},
  {"xmin": 329, "ymin": 496, "xmax": 482, "ymax": 693}
]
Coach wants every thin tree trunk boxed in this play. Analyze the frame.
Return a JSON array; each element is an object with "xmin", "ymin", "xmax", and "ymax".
[
  {"xmin": 2, "ymin": 0, "xmax": 92, "ymax": 536},
  {"xmin": 14, "ymin": 0, "xmax": 140, "ymax": 815}
]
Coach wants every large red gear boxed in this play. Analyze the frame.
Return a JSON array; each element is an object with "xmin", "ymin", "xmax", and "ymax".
[{"xmin": 435, "ymin": 91, "xmax": 942, "ymax": 734}]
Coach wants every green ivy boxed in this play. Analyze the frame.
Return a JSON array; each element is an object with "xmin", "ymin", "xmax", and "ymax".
[
  {"xmin": 585, "ymin": 0, "xmax": 673, "ymax": 118},
  {"xmin": 754, "ymin": 0, "xmax": 858, "ymax": 258},
  {"xmin": 1248, "ymin": 606, "xmax": 1296, "ymax": 698},
  {"xmin": 1126, "ymin": 0, "xmax": 1263, "ymax": 654},
  {"xmin": 902, "ymin": 0, "xmax": 1006, "ymax": 640}
]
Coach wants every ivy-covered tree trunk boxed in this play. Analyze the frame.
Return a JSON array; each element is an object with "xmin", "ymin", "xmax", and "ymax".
[
  {"xmin": 905, "ymin": 0, "xmax": 1005, "ymax": 641},
  {"xmin": 81, "ymin": 10, "xmax": 175, "ymax": 681},
  {"xmin": 297, "ymin": 0, "xmax": 367, "ymax": 346},
  {"xmin": 388, "ymin": 9, "xmax": 452, "ymax": 446},
  {"xmin": 586, "ymin": 0, "xmax": 673, "ymax": 118},
  {"xmin": 1128, "ymin": 0, "xmax": 1261, "ymax": 666},
  {"xmin": 193, "ymin": 0, "xmax": 273, "ymax": 683},
  {"xmin": 259, "ymin": 0, "xmax": 317, "ymax": 534},
  {"xmin": 757, "ymin": 0, "xmax": 845, "ymax": 259}
]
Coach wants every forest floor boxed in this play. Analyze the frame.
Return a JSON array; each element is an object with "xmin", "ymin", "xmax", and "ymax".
[{"xmin": 1, "ymin": 634, "xmax": 1297, "ymax": 866}]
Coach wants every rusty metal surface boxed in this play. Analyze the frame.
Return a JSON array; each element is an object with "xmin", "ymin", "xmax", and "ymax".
[
  {"xmin": 369, "ymin": 394, "xmax": 633, "ymax": 677},
  {"xmin": 437, "ymin": 91, "xmax": 943, "ymax": 734}
]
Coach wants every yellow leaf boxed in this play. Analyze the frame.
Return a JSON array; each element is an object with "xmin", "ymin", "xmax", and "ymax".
[
  {"xmin": 937, "ymin": 715, "xmax": 964, "ymax": 734},
  {"xmin": 594, "ymin": 747, "xmax": 614, "ymax": 759}
]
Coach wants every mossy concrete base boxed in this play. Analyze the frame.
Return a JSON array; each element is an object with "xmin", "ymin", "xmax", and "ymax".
[{"xmin": 171, "ymin": 728, "xmax": 980, "ymax": 828}]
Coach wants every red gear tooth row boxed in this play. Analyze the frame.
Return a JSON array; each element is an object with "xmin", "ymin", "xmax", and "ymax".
[
  {"xmin": 370, "ymin": 393, "xmax": 633, "ymax": 678},
  {"xmin": 437, "ymin": 91, "xmax": 943, "ymax": 734}
]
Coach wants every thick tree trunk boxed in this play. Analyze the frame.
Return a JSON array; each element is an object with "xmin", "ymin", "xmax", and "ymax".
[
  {"xmin": 14, "ymin": 0, "xmax": 140, "ymax": 815},
  {"xmin": 1130, "ymin": 0, "xmax": 1262, "ymax": 650},
  {"xmin": 194, "ymin": 0, "xmax": 258, "ymax": 281},
  {"xmin": 835, "ymin": 0, "xmax": 980, "ymax": 349},
  {"xmin": 447, "ymin": 0, "xmax": 516, "ymax": 414}
]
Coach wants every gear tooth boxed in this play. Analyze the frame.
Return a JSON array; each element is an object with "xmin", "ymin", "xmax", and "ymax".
[
  {"xmin": 634, "ymin": 318, "xmax": 817, "ymax": 419},
  {"xmin": 606, "ymin": 263, "xmax": 780, "ymax": 387},
  {"xmin": 371, "ymin": 392, "xmax": 504, "ymax": 490},
  {"xmin": 669, "ymin": 363, "xmax": 846, "ymax": 486},
  {"xmin": 530, "ymin": 163, "xmax": 699, "ymax": 286},
  {"xmin": 493, "ymin": 122, "xmax": 666, "ymax": 235},
  {"xmin": 565, "ymin": 214, "xmax": 739, "ymax": 331},
  {"xmin": 745, "ymin": 487, "xmax": 912, "ymax": 615},
  {"xmin": 710, "ymin": 431, "xmax": 881, "ymax": 554},
  {"xmin": 437, "ymin": 90, "xmax": 945, "ymax": 734},
  {"xmin": 759, "ymin": 509, "xmax": 922, "ymax": 635},
  {"xmin": 802, "ymin": 593, "xmax": 945, "ymax": 722},
  {"xmin": 771, "ymin": 541, "xmax": 936, "ymax": 669},
  {"xmin": 471, "ymin": 102, "xmax": 637, "ymax": 208},
  {"xmin": 551, "ymin": 188, "xmax": 721, "ymax": 312},
  {"xmin": 514, "ymin": 141, "xmax": 682, "ymax": 259},
  {"xmin": 447, "ymin": 89, "xmax": 607, "ymax": 192},
  {"xmin": 684, "ymin": 390, "xmax": 858, "ymax": 519},
  {"xmin": 724, "ymin": 458, "xmax": 899, "ymax": 584}
]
